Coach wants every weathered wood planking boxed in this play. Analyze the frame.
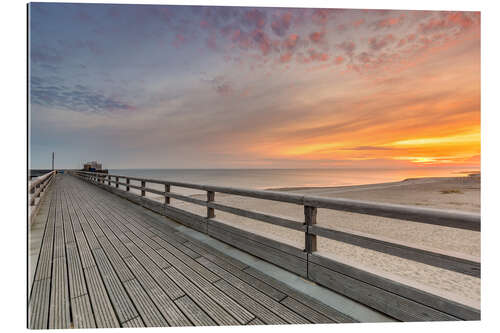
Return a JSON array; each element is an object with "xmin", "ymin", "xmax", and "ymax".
[
  {"xmin": 207, "ymin": 219, "xmax": 307, "ymax": 277},
  {"xmin": 35, "ymin": 173, "xmax": 480, "ymax": 328},
  {"xmin": 242, "ymin": 266, "xmax": 357, "ymax": 323},
  {"xmin": 308, "ymin": 253, "xmax": 479, "ymax": 321},
  {"xmin": 72, "ymin": 177, "xmax": 351, "ymax": 326},
  {"xmin": 196, "ymin": 257, "xmax": 309, "ymax": 324},
  {"xmin": 73, "ymin": 169, "xmax": 481, "ymax": 322}
]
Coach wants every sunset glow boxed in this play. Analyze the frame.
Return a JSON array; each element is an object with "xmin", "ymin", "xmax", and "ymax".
[{"xmin": 29, "ymin": 4, "xmax": 480, "ymax": 170}]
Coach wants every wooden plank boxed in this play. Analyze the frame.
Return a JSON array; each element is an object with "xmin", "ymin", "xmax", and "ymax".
[
  {"xmin": 209, "ymin": 219, "xmax": 306, "ymax": 259},
  {"xmin": 182, "ymin": 240, "xmax": 249, "ymax": 270},
  {"xmin": 84, "ymin": 265, "xmax": 120, "ymax": 327},
  {"xmin": 123, "ymin": 256, "xmax": 191, "ymax": 326},
  {"xmin": 122, "ymin": 317, "xmax": 145, "ymax": 328},
  {"xmin": 155, "ymin": 248, "xmax": 255, "ymax": 325},
  {"xmin": 165, "ymin": 205, "xmax": 207, "ymax": 233},
  {"xmin": 163, "ymin": 266, "xmax": 240, "ymax": 326},
  {"xmin": 66, "ymin": 243, "xmax": 88, "ymax": 298},
  {"xmin": 92, "ymin": 248, "xmax": 139, "ymax": 324},
  {"xmin": 71, "ymin": 294, "xmax": 97, "ymax": 328},
  {"xmin": 185, "ymin": 245, "xmax": 286, "ymax": 302},
  {"xmin": 49, "ymin": 257, "xmax": 71, "ymax": 329},
  {"xmin": 308, "ymin": 260, "xmax": 456, "ymax": 322},
  {"xmin": 242, "ymin": 267, "xmax": 357, "ymax": 323},
  {"xmin": 123, "ymin": 279, "xmax": 170, "ymax": 327},
  {"xmin": 123, "ymin": 243, "xmax": 185, "ymax": 300},
  {"xmin": 309, "ymin": 253, "xmax": 478, "ymax": 321},
  {"xmin": 28, "ymin": 278, "xmax": 51, "ymax": 329},
  {"xmin": 309, "ymin": 225, "xmax": 480, "ymax": 277},
  {"xmin": 280, "ymin": 296, "xmax": 334, "ymax": 324},
  {"xmin": 196, "ymin": 257, "xmax": 309, "ymax": 324},
  {"xmin": 207, "ymin": 220, "xmax": 307, "ymax": 277},
  {"xmin": 174, "ymin": 296, "xmax": 216, "ymax": 326},
  {"xmin": 214, "ymin": 279, "xmax": 287, "ymax": 325},
  {"xmin": 247, "ymin": 318, "xmax": 265, "ymax": 325},
  {"xmin": 303, "ymin": 196, "xmax": 480, "ymax": 231}
]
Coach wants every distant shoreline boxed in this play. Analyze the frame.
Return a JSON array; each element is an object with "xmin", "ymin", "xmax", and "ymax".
[{"xmin": 266, "ymin": 173, "xmax": 480, "ymax": 193}]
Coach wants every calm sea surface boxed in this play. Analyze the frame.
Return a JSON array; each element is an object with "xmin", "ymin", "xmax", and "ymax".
[{"xmin": 108, "ymin": 168, "xmax": 476, "ymax": 195}]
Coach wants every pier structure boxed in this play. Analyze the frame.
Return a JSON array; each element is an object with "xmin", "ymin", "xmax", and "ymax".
[{"xmin": 28, "ymin": 171, "xmax": 480, "ymax": 328}]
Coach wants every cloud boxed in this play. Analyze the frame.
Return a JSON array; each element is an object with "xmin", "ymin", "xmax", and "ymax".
[
  {"xmin": 374, "ymin": 15, "xmax": 405, "ymax": 29},
  {"xmin": 279, "ymin": 52, "xmax": 293, "ymax": 63},
  {"xmin": 311, "ymin": 9, "xmax": 331, "ymax": 26},
  {"xmin": 308, "ymin": 49, "xmax": 329, "ymax": 62},
  {"xmin": 202, "ymin": 75, "xmax": 234, "ymax": 96},
  {"xmin": 31, "ymin": 48, "xmax": 63, "ymax": 64},
  {"xmin": 271, "ymin": 12, "xmax": 292, "ymax": 37},
  {"xmin": 242, "ymin": 9, "xmax": 267, "ymax": 29},
  {"xmin": 368, "ymin": 34, "xmax": 396, "ymax": 51},
  {"xmin": 339, "ymin": 146, "xmax": 395, "ymax": 151},
  {"xmin": 334, "ymin": 55, "xmax": 345, "ymax": 64},
  {"xmin": 309, "ymin": 31, "xmax": 326, "ymax": 43},
  {"xmin": 419, "ymin": 12, "xmax": 478, "ymax": 34},
  {"xmin": 352, "ymin": 18, "xmax": 365, "ymax": 28},
  {"xmin": 252, "ymin": 29, "xmax": 272, "ymax": 55},
  {"xmin": 283, "ymin": 34, "xmax": 299, "ymax": 50},
  {"xmin": 337, "ymin": 40, "xmax": 356, "ymax": 57},
  {"xmin": 30, "ymin": 77, "xmax": 133, "ymax": 112}
]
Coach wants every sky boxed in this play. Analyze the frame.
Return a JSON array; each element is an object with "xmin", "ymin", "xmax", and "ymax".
[{"xmin": 29, "ymin": 2, "xmax": 480, "ymax": 170}]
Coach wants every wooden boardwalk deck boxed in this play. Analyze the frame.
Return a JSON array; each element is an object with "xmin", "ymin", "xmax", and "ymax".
[{"xmin": 28, "ymin": 174, "xmax": 357, "ymax": 328}]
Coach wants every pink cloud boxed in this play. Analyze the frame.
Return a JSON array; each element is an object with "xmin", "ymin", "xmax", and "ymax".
[
  {"xmin": 419, "ymin": 12, "xmax": 478, "ymax": 34},
  {"xmin": 283, "ymin": 34, "xmax": 299, "ymax": 49},
  {"xmin": 338, "ymin": 40, "xmax": 356, "ymax": 56},
  {"xmin": 311, "ymin": 9, "xmax": 331, "ymax": 26},
  {"xmin": 308, "ymin": 49, "xmax": 329, "ymax": 62},
  {"xmin": 271, "ymin": 12, "xmax": 292, "ymax": 36},
  {"xmin": 280, "ymin": 52, "xmax": 293, "ymax": 63},
  {"xmin": 352, "ymin": 18, "xmax": 365, "ymax": 28},
  {"xmin": 252, "ymin": 29, "xmax": 272, "ymax": 55},
  {"xmin": 309, "ymin": 31, "xmax": 326, "ymax": 43},
  {"xmin": 375, "ymin": 15, "xmax": 405, "ymax": 29},
  {"xmin": 368, "ymin": 34, "xmax": 396, "ymax": 51},
  {"xmin": 334, "ymin": 55, "xmax": 345, "ymax": 64},
  {"xmin": 243, "ymin": 9, "xmax": 267, "ymax": 29}
]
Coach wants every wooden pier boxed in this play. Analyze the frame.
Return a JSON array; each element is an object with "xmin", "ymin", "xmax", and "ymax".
[{"xmin": 28, "ymin": 172, "xmax": 481, "ymax": 328}]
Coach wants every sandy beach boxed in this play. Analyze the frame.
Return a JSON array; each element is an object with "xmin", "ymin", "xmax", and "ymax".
[{"xmin": 150, "ymin": 175, "xmax": 480, "ymax": 307}]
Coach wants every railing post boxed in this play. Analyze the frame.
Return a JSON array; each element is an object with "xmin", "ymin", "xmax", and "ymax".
[
  {"xmin": 115, "ymin": 176, "xmax": 119, "ymax": 188},
  {"xmin": 304, "ymin": 205, "xmax": 317, "ymax": 253},
  {"xmin": 207, "ymin": 191, "xmax": 215, "ymax": 219},
  {"xmin": 126, "ymin": 178, "xmax": 130, "ymax": 191},
  {"xmin": 107, "ymin": 175, "xmax": 111, "ymax": 186},
  {"xmin": 141, "ymin": 180, "xmax": 146, "ymax": 196},
  {"xmin": 164, "ymin": 184, "xmax": 170, "ymax": 205}
]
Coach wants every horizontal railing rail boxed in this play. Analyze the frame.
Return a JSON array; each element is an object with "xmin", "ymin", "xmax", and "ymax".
[
  {"xmin": 29, "ymin": 170, "xmax": 56, "ymax": 222},
  {"xmin": 70, "ymin": 169, "xmax": 481, "ymax": 321}
]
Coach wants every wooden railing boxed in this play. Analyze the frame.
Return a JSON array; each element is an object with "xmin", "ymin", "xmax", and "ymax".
[
  {"xmin": 70, "ymin": 170, "xmax": 480, "ymax": 321},
  {"xmin": 29, "ymin": 170, "xmax": 56, "ymax": 222}
]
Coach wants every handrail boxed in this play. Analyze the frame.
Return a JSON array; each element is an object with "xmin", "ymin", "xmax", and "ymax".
[
  {"xmin": 70, "ymin": 169, "xmax": 481, "ymax": 320},
  {"xmin": 71, "ymin": 169, "xmax": 480, "ymax": 274},
  {"xmin": 29, "ymin": 170, "xmax": 56, "ymax": 222},
  {"xmin": 72, "ymin": 170, "xmax": 480, "ymax": 230}
]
